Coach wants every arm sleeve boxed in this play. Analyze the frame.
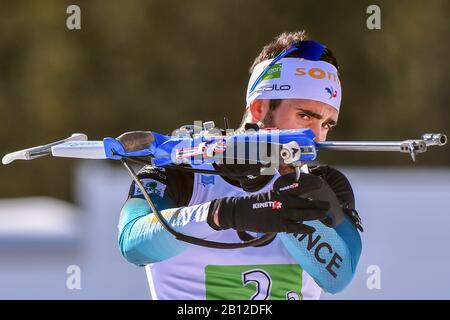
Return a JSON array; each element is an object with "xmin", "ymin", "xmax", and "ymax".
[
  {"xmin": 118, "ymin": 166, "xmax": 219, "ymax": 266},
  {"xmin": 279, "ymin": 166, "xmax": 362, "ymax": 294}
]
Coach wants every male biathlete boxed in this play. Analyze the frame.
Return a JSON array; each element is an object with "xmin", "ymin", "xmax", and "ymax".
[{"xmin": 118, "ymin": 30, "xmax": 362, "ymax": 300}]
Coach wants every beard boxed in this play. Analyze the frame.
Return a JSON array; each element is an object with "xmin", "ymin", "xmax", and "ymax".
[{"xmin": 261, "ymin": 108, "xmax": 276, "ymax": 129}]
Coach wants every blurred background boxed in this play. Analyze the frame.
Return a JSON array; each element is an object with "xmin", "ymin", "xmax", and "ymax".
[{"xmin": 0, "ymin": 0, "xmax": 448, "ymax": 299}]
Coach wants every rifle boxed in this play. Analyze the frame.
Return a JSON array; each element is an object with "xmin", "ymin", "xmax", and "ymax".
[{"xmin": 2, "ymin": 123, "xmax": 447, "ymax": 249}]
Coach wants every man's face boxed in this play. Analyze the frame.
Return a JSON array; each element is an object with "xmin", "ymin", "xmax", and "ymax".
[{"xmin": 262, "ymin": 99, "xmax": 339, "ymax": 142}]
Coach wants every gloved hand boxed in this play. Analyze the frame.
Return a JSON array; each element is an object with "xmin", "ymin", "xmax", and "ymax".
[
  {"xmin": 208, "ymin": 173, "xmax": 331, "ymax": 234},
  {"xmin": 309, "ymin": 165, "xmax": 363, "ymax": 231}
]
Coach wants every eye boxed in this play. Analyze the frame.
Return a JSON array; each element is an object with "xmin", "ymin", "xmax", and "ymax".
[
  {"xmin": 322, "ymin": 123, "xmax": 334, "ymax": 131},
  {"xmin": 297, "ymin": 113, "xmax": 311, "ymax": 121}
]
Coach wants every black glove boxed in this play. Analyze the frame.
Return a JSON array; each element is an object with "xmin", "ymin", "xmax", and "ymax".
[
  {"xmin": 208, "ymin": 173, "xmax": 331, "ymax": 234},
  {"xmin": 309, "ymin": 165, "xmax": 355, "ymax": 207},
  {"xmin": 310, "ymin": 165, "xmax": 363, "ymax": 231}
]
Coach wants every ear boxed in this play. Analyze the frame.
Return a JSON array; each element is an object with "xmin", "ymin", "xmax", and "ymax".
[{"xmin": 248, "ymin": 99, "xmax": 270, "ymax": 122}]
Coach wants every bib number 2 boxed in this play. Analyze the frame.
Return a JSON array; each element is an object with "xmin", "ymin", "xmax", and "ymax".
[
  {"xmin": 205, "ymin": 264, "xmax": 303, "ymax": 300},
  {"xmin": 242, "ymin": 269, "xmax": 272, "ymax": 300}
]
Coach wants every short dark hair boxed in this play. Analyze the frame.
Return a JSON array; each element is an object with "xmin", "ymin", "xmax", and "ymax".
[
  {"xmin": 250, "ymin": 31, "xmax": 308, "ymax": 73},
  {"xmin": 241, "ymin": 31, "xmax": 339, "ymax": 127}
]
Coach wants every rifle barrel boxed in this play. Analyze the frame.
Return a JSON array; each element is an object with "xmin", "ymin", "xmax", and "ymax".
[
  {"xmin": 316, "ymin": 141, "xmax": 410, "ymax": 152},
  {"xmin": 315, "ymin": 133, "xmax": 446, "ymax": 156}
]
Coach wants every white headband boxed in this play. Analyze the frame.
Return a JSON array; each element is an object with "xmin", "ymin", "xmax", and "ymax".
[{"xmin": 246, "ymin": 58, "xmax": 342, "ymax": 111}]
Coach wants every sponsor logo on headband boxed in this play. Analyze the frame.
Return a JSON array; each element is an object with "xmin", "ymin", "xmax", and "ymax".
[
  {"xmin": 262, "ymin": 63, "xmax": 282, "ymax": 80},
  {"xmin": 255, "ymin": 84, "xmax": 291, "ymax": 93},
  {"xmin": 325, "ymin": 86, "xmax": 338, "ymax": 99},
  {"xmin": 294, "ymin": 67, "xmax": 340, "ymax": 84}
]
